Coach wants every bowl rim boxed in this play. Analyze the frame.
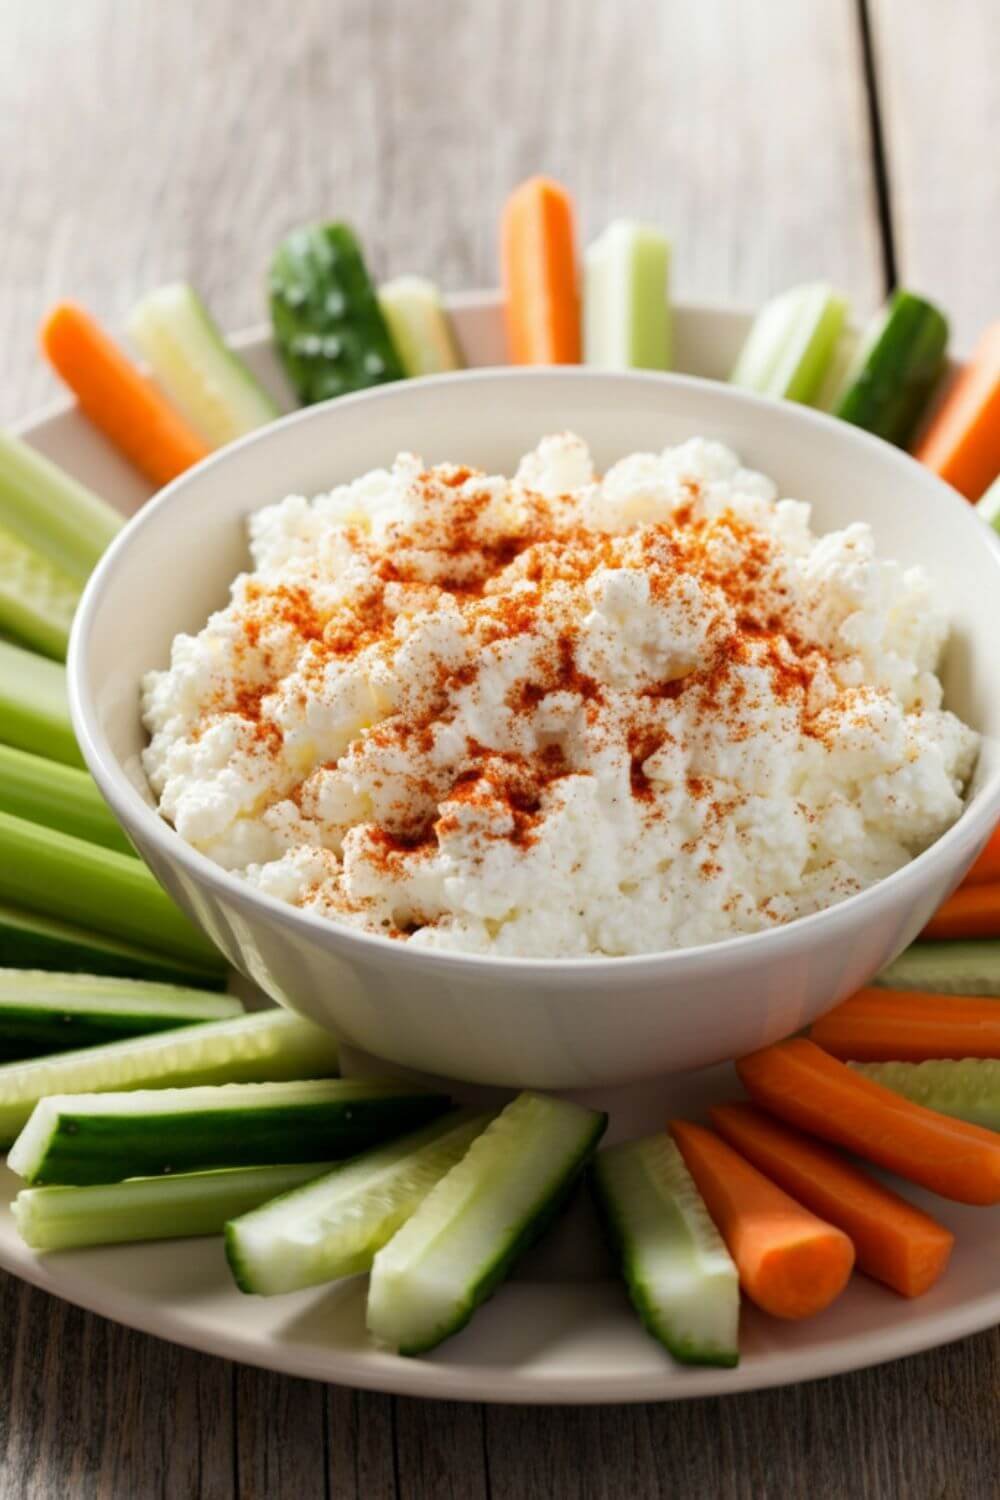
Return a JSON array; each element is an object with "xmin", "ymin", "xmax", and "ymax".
[{"xmin": 68, "ymin": 362, "xmax": 1000, "ymax": 979}]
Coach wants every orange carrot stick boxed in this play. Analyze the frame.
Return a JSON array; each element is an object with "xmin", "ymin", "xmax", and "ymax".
[
  {"xmin": 922, "ymin": 883, "xmax": 1000, "ymax": 941},
  {"xmin": 669, "ymin": 1118, "xmax": 854, "ymax": 1319},
  {"xmin": 912, "ymin": 321, "xmax": 1000, "ymax": 500},
  {"xmin": 501, "ymin": 177, "xmax": 581, "ymax": 365},
  {"xmin": 810, "ymin": 986, "xmax": 1000, "ymax": 1062},
  {"xmin": 41, "ymin": 303, "xmax": 209, "ymax": 487},
  {"xmin": 737, "ymin": 1038, "xmax": 1000, "ymax": 1205},
  {"xmin": 710, "ymin": 1102, "xmax": 953, "ymax": 1298},
  {"xmin": 962, "ymin": 826, "xmax": 1000, "ymax": 888}
]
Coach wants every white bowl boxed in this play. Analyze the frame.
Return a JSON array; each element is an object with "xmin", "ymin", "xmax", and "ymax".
[{"xmin": 69, "ymin": 367, "xmax": 1000, "ymax": 1088}]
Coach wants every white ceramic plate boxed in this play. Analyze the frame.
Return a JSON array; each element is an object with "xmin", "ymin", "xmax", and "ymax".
[{"xmin": 6, "ymin": 296, "xmax": 998, "ymax": 1403}]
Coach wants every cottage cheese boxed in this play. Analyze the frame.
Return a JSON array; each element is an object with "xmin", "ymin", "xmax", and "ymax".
[{"xmin": 141, "ymin": 435, "xmax": 979, "ymax": 957}]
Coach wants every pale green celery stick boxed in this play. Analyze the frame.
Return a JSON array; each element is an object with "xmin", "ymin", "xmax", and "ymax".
[
  {"xmin": 0, "ymin": 525, "xmax": 78, "ymax": 659},
  {"xmin": 583, "ymin": 220, "xmax": 671, "ymax": 370},
  {"xmin": 377, "ymin": 277, "xmax": 464, "ymax": 376},
  {"xmin": 976, "ymin": 475, "xmax": 1000, "ymax": 534},
  {"xmin": 0, "ymin": 431, "xmax": 121, "ymax": 583},
  {"xmin": 128, "ymin": 283, "xmax": 278, "ymax": 447},
  {"xmin": 814, "ymin": 328, "xmax": 860, "ymax": 411},
  {"xmin": 0, "ymin": 810, "xmax": 220, "ymax": 966},
  {"xmin": 14, "ymin": 1162, "xmax": 332, "ymax": 1252},
  {"xmin": 0, "ymin": 743, "xmax": 133, "ymax": 854},
  {"xmin": 0, "ymin": 639, "xmax": 83, "ymax": 766},
  {"xmin": 730, "ymin": 283, "xmax": 849, "ymax": 404}
]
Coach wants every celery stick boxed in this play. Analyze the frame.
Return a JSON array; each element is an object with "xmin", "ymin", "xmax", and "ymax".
[
  {"xmin": 128, "ymin": 283, "xmax": 279, "ymax": 448},
  {"xmin": 14, "ymin": 1162, "xmax": 332, "ymax": 1252},
  {"xmin": 0, "ymin": 525, "xmax": 78, "ymax": 659},
  {"xmin": 0, "ymin": 431, "xmax": 121, "ymax": 584},
  {"xmin": 0, "ymin": 811, "xmax": 220, "ymax": 966},
  {"xmin": 0, "ymin": 639, "xmax": 82, "ymax": 766},
  {"xmin": 976, "ymin": 475, "xmax": 1000, "ymax": 535},
  {"xmin": 731, "ymin": 283, "xmax": 849, "ymax": 404},
  {"xmin": 583, "ymin": 220, "xmax": 671, "ymax": 371},
  {"xmin": 0, "ymin": 743, "xmax": 133, "ymax": 855},
  {"xmin": 377, "ymin": 277, "xmax": 464, "ymax": 376},
  {"xmin": 0, "ymin": 904, "xmax": 225, "ymax": 989}
]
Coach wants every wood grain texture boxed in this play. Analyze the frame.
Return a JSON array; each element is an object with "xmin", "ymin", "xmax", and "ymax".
[
  {"xmin": 0, "ymin": 2, "xmax": 996, "ymax": 1498},
  {"xmin": 870, "ymin": 0, "xmax": 1000, "ymax": 348},
  {"xmin": 0, "ymin": 0, "xmax": 883, "ymax": 425}
]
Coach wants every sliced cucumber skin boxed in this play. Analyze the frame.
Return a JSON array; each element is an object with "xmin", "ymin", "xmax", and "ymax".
[
  {"xmin": 0, "ymin": 640, "xmax": 83, "ymax": 768},
  {"xmin": 15, "ymin": 1088, "xmax": 451, "ymax": 1186},
  {"xmin": 0, "ymin": 971, "xmax": 241, "ymax": 1062},
  {"xmin": 591, "ymin": 1137, "xmax": 739, "ymax": 1369},
  {"xmin": 834, "ymin": 291, "xmax": 948, "ymax": 446},
  {"xmin": 851, "ymin": 1060, "xmax": 1000, "ymax": 1131},
  {"xmin": 0, "ymin": 1009, "xmax": 340, "ymax": 1147},
  {"xmin": 14, "ymin": 1161, "xmax": 331, "ymax": 1252},
  {"xmin": 0, "ymin": 903, "xmax": 226, "ymax": 990},
  {"xmin": 876, "ymin": 942, "xmax": 1000, "ymax": 996},
  {"xmin": 226, "ymin": 1109, "xmax": 491, "ymax": 1295},
  {"xmin": 368, "ymin": 1094, "xmax": 608, "ymax": 1356},
  {"xmin": 270, "ymin": 223, "xmax": 405, "ymax": 404}
]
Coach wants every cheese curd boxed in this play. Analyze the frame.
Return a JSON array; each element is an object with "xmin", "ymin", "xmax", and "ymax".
[{"xmin": 141, "ymin": 435, "xmax": 979, "ymax": 957}]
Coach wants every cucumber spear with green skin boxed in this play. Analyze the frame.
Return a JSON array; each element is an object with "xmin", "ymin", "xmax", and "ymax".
[
  {"xmin": 831, "ymin": 290, "xmax": 948, "ymax": 446},
  {"xmin": 270, "ymin": 223, "xmax": 405, "ymax": 404}
]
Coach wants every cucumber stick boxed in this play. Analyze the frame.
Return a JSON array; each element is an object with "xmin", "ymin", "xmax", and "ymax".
[
  {"xmin": 0, "ymin": 903, "xmax": 225, "ymax": 990},
  {"xmin": 0, "ymin": 639, "xmax": 82, "ymax": 767},
  {"xmin": 0, "ymin": 431, "xmax": 121, "ymax": 584},
  {"xmin": 730, "ymin": 283, "xmax": 849, "ymax": 404},
  {"xmin": 14, "ymin": 1161, "xmax": 332, "ymax": 1252},
  {"xmin": 0, "ymin": 524, "xmax": 79, "ymax": 660},
  {"xmin": 0, "ymin": 970, "xmax": 241, "ymax": 1062},
  {"xmin": 0, "ymin": 743, "xmax": 133, "ymax": 855},
  {"xmin": 977, "ymin": 475, "xmax": 1000, "ymax": 534},
  {"xmin": 851, "ymin": 1060, "xmax": 1000, "ymax": 1132},
  {"xmin": 377, "ymin": 277, "xmax": 463, "ymax": 376},
  {"xmin": 583, "ymin": 220, "xmax": 671, "ymax": 371},
  {"xmin": 592, "ymin": 1134, "xmax": 739, "ymax": 1368},
  {"xmin": 876, "ymin": 941, "xmax": 1000, "ymax": 995},
  {"xmin": 128, "ymin": 283, "xmax": 278, "ymax": 448},
  {"xmin": 270, "ymin": 223, "xmax": 405, "ymax": 404},
  {"xmin": 832, "ymin": 290, "xmax": 948, "ymax": 446},
  {"xmin": 9, "ymin": 1079, "xmax": 450, "ymax": 1185},
  {"xmin": 226, "ymin": 1108, "xmax": 491, "ymax": 1295},
  {"xmin": 0, "ymin": 1007, "xmax": 339, "ymax": 1146},
  {"xmin": 0, "ymin": 810, "xmax": 219, "ymax": 966},
  {"xmin": 367, "ymin": 1092, "xmax": 607, "ymax": 1355}
]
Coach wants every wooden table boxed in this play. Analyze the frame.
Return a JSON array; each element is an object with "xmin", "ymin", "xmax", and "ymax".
[{"xmin": 1, "ymin": 2, "xmax": 998, "ymax": 1494}]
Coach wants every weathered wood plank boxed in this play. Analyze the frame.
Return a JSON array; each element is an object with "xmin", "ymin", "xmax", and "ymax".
[
  {"xmin": 0, "ymin": 0, "xmax": 883, "ymax": 424},
  {"xmin": 325, "ymin": 1388, "xmax": 396, "ymax": 1500},
  {"xmin": 0, "ymin": 1271, "xmax": 233, "ymax": 1499},
  {"xmin": 233, "ymin": 1365, "xmax": 328, "ymax": 1500},
  {"xmin": 870, "ymin": 0, "xmax": 1000, "ymax": 347}
]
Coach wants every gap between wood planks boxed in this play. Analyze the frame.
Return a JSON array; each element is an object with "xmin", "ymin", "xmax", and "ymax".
[{"xmin": 856, "ymin": 0, "xmax": 898, "ymax": 294}]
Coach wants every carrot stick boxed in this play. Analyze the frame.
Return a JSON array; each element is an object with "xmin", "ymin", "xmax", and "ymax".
[
  {"xmin": 710, "ymin": 1102, "xmax": 953, "ymax": 1298},
  {"xmin": 912, "ymin": 321, "xmax": 1000, "ymax": 500},
  {"xmin": 811, "ymin": 986, "xmax": 1000, "ymax": 1062},
  {"xmin": 737, "ymin": 1038, "xmax": 1000, "ymax": 1205},
  {"xmin": 41, "ymin": 303, "xmax": 209, "ymax": 487},
  {"xmin": 501, "ymin": 177, "xmax": 581, "ymax": 365},
  {"xmin": 669, "ymin": 1118, "xmax": 854, "ymax": 1319},
  {"xmin": 962, "ymin": 826, "xmax": 1000, "ymax": 888},
  {"xmin": 922, "ymin": 883, "xmax": 1000, "ymax": 941}
]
